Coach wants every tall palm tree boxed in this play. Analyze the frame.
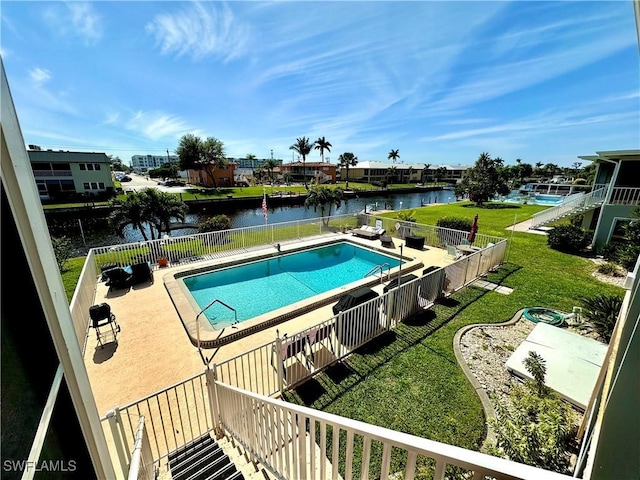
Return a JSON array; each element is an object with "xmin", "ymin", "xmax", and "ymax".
[
  {"xmin": 337, "ymin": 152, "xmax": 358, "ymax": 189},
  {"xmin": 314, "ymin": 137, "xmax": 332, "ymax": 163},
  {"xmin": 304, "ymin": 185, "xmax": 344, "ymax": 226},
  {"xmin": 290, "ymin": 136, "xmax": 313, "ymax": 189},
  {"xmin": 422, "ymin": 163, "xmax": 431, "ymax": 184},
  {"xmin": 388, "ymin": 149, "xmax": 400, "ymax": 164},
  {"xmin": 406, "ymin": 166, "xmax": 414, "ymax": 184}
]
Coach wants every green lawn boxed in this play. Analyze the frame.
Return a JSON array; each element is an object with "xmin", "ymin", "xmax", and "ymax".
[{"xmin": 283, "ymin": 201, "xmax": 624, "ymax": 478}]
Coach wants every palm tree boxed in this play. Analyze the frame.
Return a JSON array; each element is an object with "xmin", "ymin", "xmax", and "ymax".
[
  {"xmin": 109, "ymin": 191, "xmax": 150, "ymax": 240},
  {"xmin": 304, "ymin": 185, "xmax": 344, "ymax": 226},
  {"xmin": 108, "ymin": 188, "xmax": 188, "ymax": 241},
  {"xmin": 337, "ymin": 152, "xmax": 358, "ymax": 189},
  {"xmin": 290, "ymin": 136, "xmax": 313, "ymax": 189},
  {"xmin": 387, "ymin": 166, "xmax": 397, "ymax": 185},
  {"xmin": 422, "ymin": 163, "xmax": 431, "ymax": 184},
  {"xmin": 263, "ymin": 158, "xmax": 279, "ymax": 183},
  {"xmin": 406, "ymin": 166, "xmax": 414, "ymax": 184},
  {"xmin": 314, "ymin": 137, "xmax": 332, "ymax": 163},
  {"xmin": 388, "ymin": 149, "xmax": 400, "ymax": 164}
]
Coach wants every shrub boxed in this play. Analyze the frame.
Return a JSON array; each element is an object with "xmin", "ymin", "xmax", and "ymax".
[
  {"xmin": 488, "ymin": 351, "xmax": 578, "ymax": 474},
  {"xmin": 395, "ymin": 209, "xmax": 417, "ymax": 222},
  {"xmin": 580, "ymin": 294, "xmax": 623, "ymax": 343},
  {"xmin": 573, "ymin": 178, "xmax": 587, "ymax": 185},
  {"xmin": 597, "ymin": 262, "xmax": 623, "ymax": 277},
  {"xmin": 436, "ymin": 216, "xmax": 473, "ymax": 246},
  {"xmin": 436, "ymin": 216, "xmax": 472, "ymax": 232},
  {"xmin": 547, "ymin": 224, "xmax": 590, "ymax": 253},
  {"xmin": 198, "ymin": 214, "xmax": 231, "ymax": 233}
]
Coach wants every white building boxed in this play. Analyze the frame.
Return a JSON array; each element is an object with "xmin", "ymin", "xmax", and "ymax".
[{"xmin": 130, "ymin": 154, "xmax": 179, "ymax": 173}]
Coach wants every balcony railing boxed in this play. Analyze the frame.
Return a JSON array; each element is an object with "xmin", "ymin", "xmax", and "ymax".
[
  {"xmin": 609, "ymin": 187, "xmax": 640, "ymax": 206},
  {"xmin": 102, "ymin": 237, "xmax": 516, "ymax": 478},
  {"xmin": 214, "ymin": 381, "xmax": 574, "ymax": 480}
]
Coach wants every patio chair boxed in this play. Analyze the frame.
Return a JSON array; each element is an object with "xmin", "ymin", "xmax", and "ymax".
[
  {"xmin": 103, "ymin": 267, "xmax": 133, "ymax": 291},
  {"xmin": 446, "ymin": 245, "xmax": 462, "ymax": 260},
  {"xmin": 89, "ymin": 303, "xmax": 120, "ymax": 348},
  {"xmin": 130, "ymin": 261, "xmax": 154, "ymax": 285}
]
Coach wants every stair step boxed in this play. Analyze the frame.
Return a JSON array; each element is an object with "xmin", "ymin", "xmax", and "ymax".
[
  {"xmin": 170, "ymin": 443, "xmax": 224, "ymax": 479},
  {"xmin": 183, "ymin": 455, "xmax": 231, "ymax": 480},
  {"xmin": 202, "ymin": 462, "xmax": 241, "ymax": 480},
  {"xmin": 168, "ymin": 434, "xmax": 215, "ymax": 464}
]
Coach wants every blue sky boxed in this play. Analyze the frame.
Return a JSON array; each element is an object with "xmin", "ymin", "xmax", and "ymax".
[{"xmin": 2, "ymin": 1, "xmax": 639, "ymax": 168}]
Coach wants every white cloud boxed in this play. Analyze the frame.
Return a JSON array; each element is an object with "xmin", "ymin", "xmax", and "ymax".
[
  {"xmin": 67, "ymin": 2, "xmax": 103, "ymax": 44},
  {"xmin": 146, "ymin": 2, "xmax": 250, "ymax": 61},
  {"xmin": 29, "ymin": 67, "xmax": 51, "ymax": 84},
  {"xmin": 126, "ymin": 111, "xmax": 193, "ymax": 141},
  {"xmin": 43, "ymin": 2, "xmax": 103, "ymax": 45}
]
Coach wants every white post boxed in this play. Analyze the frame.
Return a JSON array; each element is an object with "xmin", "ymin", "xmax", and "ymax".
[
  {"xmin": 206, "ymin": 366, "xmax": 221, "ymax": 436},
  {"xmin": 105, "ymin": 408, "xmax": 130, "ymax": 479},
  {"xmin": 336, "ymin": 313, "xmax": 344, "ymax": 359}
]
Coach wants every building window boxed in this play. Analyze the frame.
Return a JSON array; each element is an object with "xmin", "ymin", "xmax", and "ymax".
[
  {"xmin": 98, "ymin": 182, "xmax": 105, "ymax": 189},
  {"xmin": 87, "ymin": 164, "xmax": 94, "ymax": 171},
  {"xmin": 79, "ymin": 164, "xmax": 86, "ymax": 171},
  {"xmin": 94, "ymin": 164, "xmax": 101, "ymax": 170},
  {"xmin": 83, "ymin": 183, "xmax": 90, "ymax": 189}
]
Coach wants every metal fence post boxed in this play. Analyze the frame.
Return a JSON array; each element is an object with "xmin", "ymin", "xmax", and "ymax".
[
  {"xmin": 206, "ymin": 366, "xmax": 222, "ymax": 437},
  {"xmin": 105, "ymin": 407, "xmax": 130, "ymax": 479}
]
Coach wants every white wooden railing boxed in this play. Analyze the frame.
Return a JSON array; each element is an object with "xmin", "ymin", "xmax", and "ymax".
[
  {"xmin": 213, "ymin": 381, "xmax": 574, "ymax": 480},
  {"xmin": 104, "ymin": 239, "xmax": 507, "ymax": 474},
  {"xmin": 530, "ymin": 187, "xmax": 607, "ymax": 229}
]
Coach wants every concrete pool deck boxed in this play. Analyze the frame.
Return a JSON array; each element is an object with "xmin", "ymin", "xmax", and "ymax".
[{"xmin": 84, "ymin": 232, "xmax": 456, "ymax": 416}]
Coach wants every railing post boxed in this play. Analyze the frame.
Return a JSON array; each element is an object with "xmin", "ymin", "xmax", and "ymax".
[
  {"xmin": 386, "ymin": 292, "xmax": 395, "ymax": 329},
  {"xmin": 105, "ymin": 407, "xmax": 130, "ymax": 479},
  {"xmin": 206, "ymin": 366, "xmax": 222, "ymax": 437},
  {"xmin": 274, "ymin": 333, "xmax": 285, "ymax": 395},
  {"xmin": 336, "ymin": 312, "xmax": 343, "ymax": 359}
]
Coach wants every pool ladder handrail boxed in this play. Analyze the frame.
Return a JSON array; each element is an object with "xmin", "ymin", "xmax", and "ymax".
[
  {"xmin": 195, "ymin": 298, "xmax": 238, "ymax": 366},
  {"xmin": 364, "ymin": 263, "xmax": 391, "ymax": 282}
]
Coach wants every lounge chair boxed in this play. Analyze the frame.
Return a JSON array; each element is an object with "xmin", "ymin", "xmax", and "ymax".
[
  {"xmin": 103, "ymin": 267, "xmax": 133, "ymax": 291},
  {"xmin": 352, "ymin": 225, "xmax": 385, "ymax": 239},
  {"xmin": 130, "ymin": 261, "xmax": 154, "ymax": 285}
]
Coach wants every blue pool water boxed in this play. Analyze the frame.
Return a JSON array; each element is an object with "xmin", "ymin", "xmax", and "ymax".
[
  {"xmin": 183, "ymin": 242, "xmax": 404, "ymax": 329},
  {"xmin": 499, "ymin": 192, "xmax": 563, "ymax": 205}
]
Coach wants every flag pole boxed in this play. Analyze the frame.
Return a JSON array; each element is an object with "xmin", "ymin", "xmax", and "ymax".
[{"xmin": 262, "ymin": 187, "xmax": 268, "ymax": 225}]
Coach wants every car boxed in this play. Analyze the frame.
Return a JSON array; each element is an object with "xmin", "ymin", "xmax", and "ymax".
[
  {"xmin": 120, "ymin": 175, "xmax": 132, "ymax": 182},
  {"xmin": 164, "ymin": 180, "xmax": 186, "ymax": 187}
]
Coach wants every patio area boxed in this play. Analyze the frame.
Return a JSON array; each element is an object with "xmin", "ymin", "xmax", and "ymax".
[{"xmin": 84, "ymin": 233, "xmax": 456, "ymax": 416}]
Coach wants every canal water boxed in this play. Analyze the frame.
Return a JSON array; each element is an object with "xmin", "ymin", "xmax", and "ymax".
[{"xmin": 60, "ymin": 189, "xmax": 458, "ymax": 250}]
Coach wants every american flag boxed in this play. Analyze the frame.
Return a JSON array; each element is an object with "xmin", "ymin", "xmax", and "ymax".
[{"xmin": 262, "ymin": 190, "xmax": 268, "ymax": 222}]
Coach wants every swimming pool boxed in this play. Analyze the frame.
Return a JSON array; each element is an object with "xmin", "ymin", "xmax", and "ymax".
[
  {"xmin": 499, "ymin": 192, "xmax": 563, "ymax": 205},
  {"xmin": 182, "ymin": 242, "xmax": 404, "ymax": 329}
]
